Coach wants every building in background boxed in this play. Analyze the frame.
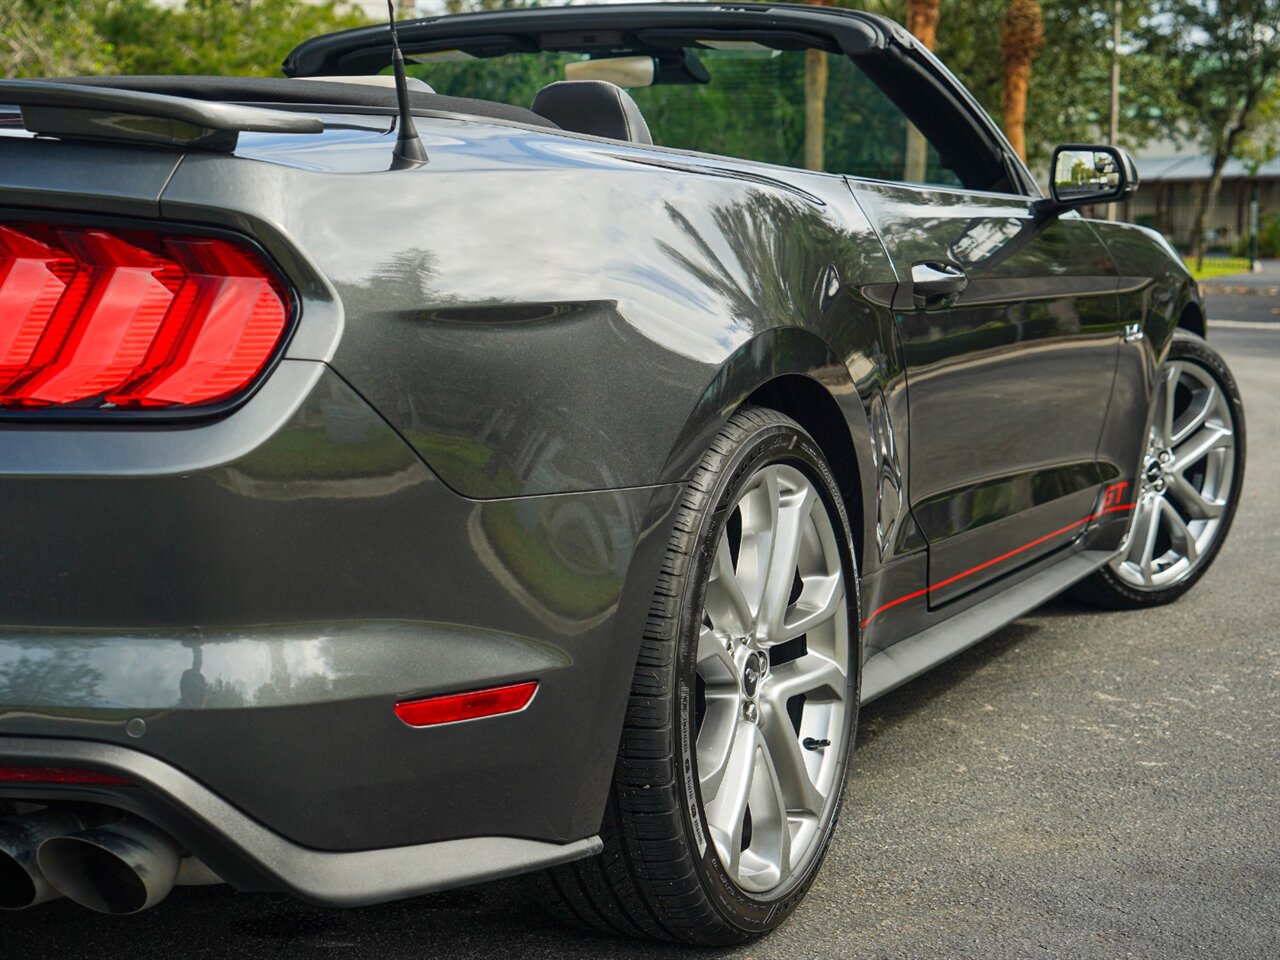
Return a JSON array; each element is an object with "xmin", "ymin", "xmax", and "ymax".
[{"xmin": 1120, "ymin": 140, "xmax": 1280, "ymax": 254}]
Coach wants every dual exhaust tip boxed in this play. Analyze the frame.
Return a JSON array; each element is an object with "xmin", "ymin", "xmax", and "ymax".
[{"xmin": 0, "ymin": 809, "xmax": 184, "ymax": 915}]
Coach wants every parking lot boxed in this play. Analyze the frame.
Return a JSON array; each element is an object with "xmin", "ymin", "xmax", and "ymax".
[{"xmin": 7, "ymin": 325, "xmax": 1277, "ymax": 960}]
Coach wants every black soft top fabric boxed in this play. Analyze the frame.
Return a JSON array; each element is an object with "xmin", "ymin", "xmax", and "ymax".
[{"xmin": 48, "ymin": 75, "xmax": 558, "ymax": 130}]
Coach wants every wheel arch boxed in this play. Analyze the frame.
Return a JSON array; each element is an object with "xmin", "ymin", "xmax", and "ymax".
[
  {"xmin": 656, "ymin": 326, "xmax": 876, "ymax": 570},
  {"xmin": 584, "ymin": 328, "xmax": 879, "ymax": 852},
  {"xmin": 1178, "ymin": 299, "xmax": 1206, "ymax": 339},
  {"xmin": 745, "ymin": 374, "xmax": 865, "ymax": 570}
]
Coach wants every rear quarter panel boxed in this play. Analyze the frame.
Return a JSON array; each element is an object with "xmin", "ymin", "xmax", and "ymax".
[
  {"xmin": 1, "ymin": 118, "xmax": 907, "ymax": 852},
  {"xmin": 160, "ymin": 120, "xmax": 902, "ymax": 543}
]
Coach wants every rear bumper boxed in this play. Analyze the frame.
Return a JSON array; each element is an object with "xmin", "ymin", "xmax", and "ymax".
[
  {"xmin": 0, "ymin": 361, "xmax": 681, "ymax": 864},
  {"xmin": 0, "ymin": 736, "xmax": 600, "ymax": 905}
]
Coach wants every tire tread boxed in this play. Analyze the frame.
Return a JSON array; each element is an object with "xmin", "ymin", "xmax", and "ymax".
[{"xmin": 538, "ymin": 407, "xmax": 843, "ymax": 945}]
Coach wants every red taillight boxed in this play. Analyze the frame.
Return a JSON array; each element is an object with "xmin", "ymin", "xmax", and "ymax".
[
  {"xmin": 394, "ymin": 681, "xmax": 539, "ymax": 728},
  {"xmin": 0, "ymin": 221, "xmax": 290, "ymax": 411},
  {"xmin": 0, "ymin": 765, "xmax": 130, "ymax": 786}
]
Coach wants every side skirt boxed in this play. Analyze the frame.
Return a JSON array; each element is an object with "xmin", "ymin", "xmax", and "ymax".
[{"xmin": 860, "ymin": 548, "xmax": 1114, "ymax": 705}]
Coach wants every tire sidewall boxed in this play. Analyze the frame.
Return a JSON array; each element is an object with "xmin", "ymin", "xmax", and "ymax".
[{"xmin": 672, "ymin": 416, "xmax": 861, "ymax": 936}]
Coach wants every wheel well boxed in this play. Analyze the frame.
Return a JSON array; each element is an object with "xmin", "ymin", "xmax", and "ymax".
[
  {"xmin": 747, "ymin": 375, "xmax": 864, "ymax": 565},
  {"xmin": 1179, "ymin": 301, "xmax": 1206, "ymax": 338}
]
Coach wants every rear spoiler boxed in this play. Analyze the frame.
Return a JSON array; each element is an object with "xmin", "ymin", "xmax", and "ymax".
[{"xmin": 0, "ymin": 80, "xmax": 322, "ymax": 152}]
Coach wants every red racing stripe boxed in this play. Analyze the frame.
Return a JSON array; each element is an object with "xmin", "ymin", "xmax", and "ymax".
[{"xmin": 861, "ymin": 502, "xmax": 1135, "ymax": 628}]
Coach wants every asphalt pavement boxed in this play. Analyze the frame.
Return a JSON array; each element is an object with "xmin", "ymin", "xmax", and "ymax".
[
  {"xmin": 1204, "ymin": 260, "xmax": 1279, "ymax": 326},
  {"xmin": 6, "ymin": 327, "xmax": 1278, "ymax": 960}
]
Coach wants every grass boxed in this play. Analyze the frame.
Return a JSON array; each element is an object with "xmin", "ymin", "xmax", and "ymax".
[{"xmin": 1183, "ymin": 256, "xmax": 1251, "ymax": 282}]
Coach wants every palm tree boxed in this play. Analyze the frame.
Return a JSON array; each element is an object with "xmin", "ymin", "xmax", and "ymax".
[
  {"xmin": 905, "ymin": 0, "xmax": 940, "ymax": 53},
  {"xmin": 903, "ymin": 0, "xmax": 940, "ymax": 182},
  {"xmin": 803, "ymin": 0, "xmax": 833, "ymax": 171},
  {"xmin": 800, "ymin": 0, "xmax": 899, "ymax": 171},
  {"xmin": 1000, "ymin": 0, "xmax": 1044, "ymax": 162}
]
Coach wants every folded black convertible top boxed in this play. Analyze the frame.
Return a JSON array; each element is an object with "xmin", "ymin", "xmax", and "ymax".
[{"xmin": 47, "ymin": 76, "xmax": 557, "ymax": 130}]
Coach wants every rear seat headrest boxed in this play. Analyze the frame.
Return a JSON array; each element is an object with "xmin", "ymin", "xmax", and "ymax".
[{"xmin": 531, "ymin": 80, "xmax": 652, "ymax": 145}]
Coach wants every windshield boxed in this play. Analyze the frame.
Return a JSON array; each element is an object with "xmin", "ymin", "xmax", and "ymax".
[{"xmin": 395, "ymin": 47, "xmax": 961, "ymax": 186}]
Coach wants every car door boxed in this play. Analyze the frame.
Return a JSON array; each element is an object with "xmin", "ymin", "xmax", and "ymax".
[{"xmin": 849, "ymin": 182, "xmax": 1123, "ymax": 605}]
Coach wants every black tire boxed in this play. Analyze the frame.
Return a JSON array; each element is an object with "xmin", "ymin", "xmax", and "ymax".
[
  {"xmin": 537, "ymin": 406, "xmax": 860, "ymax": 945},
  {"xmin": 1072, "ymin": 329, "xmax": 1246, "ymax": 609}
]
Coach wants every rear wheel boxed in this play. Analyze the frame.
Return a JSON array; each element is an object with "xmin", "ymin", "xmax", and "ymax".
[
  {"xmin": 540, "ymin": 407, "xmax": 859, "ymax": 944},
  {"xmin": 1074, "ymin": 330, "xmax": 1246, "ymax": 609}
]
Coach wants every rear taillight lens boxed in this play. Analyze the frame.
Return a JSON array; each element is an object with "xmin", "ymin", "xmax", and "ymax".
[{"xmin": 0, "ymin": 221, "xmax": 290, "ymax": 411}]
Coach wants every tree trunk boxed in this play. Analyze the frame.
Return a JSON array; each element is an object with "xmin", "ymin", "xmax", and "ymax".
[
  {"xmin": 906, "ymin": 0, "xmax": 940, "ymax": 51},
  {"xmin": 1188, "ymin": 86, "xmax": 1262, "ymax": 268},
  {"xmin": 1191, "ymin": 147, "xmax": 1230, "ymax": 270},
  {"xmin": 804, "ymin": 49, "xmax": 828, "ymax": 171},
  {"xmin": 1002, "ymin": 63, "xmax": 1031, "ymax": 160},
  {"xmin": 803, "ymin": 0, "xmax": 832, "ymax": 172},
  {"xmin": 903, "ymin": 0, "xmax": 940, "ymax": 182},
  {"xmin": 1107, "ymin": 0, "xmax": 1122, "ymax": 220},
  {"xmin": 1001, "ymin": 0, "xmax": 1044, "ymax": 164}
]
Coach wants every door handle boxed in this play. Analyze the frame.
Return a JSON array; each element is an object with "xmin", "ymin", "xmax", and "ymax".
[{"xmin": 911, "ymin": 260, "xmax": 968, "ymax": 307}]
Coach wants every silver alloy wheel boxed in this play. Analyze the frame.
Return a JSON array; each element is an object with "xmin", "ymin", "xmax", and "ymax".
[
  {"xmin": 695, "ymin": 463, "xmax": 849, "ymax": 895},
  {"xmin": 1112, "ymin": 359, "xmax": 1236, "ymax": 589}
]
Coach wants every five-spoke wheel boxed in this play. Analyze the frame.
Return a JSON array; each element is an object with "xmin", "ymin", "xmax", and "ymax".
[
  {"xmin": 695, "ymin": 463, "xmax": 849, "ymax": 894},
  {"xmin": 1078, "ymin": 329, "xmax": 1246, "ymax": 609},
  {"xmin": 542, "ymin": 407, "xmax": 858, "ymax": 944},
  {"xmin": 1112, "ymin": 358, "xmax": 1236, "ymax": 588}
]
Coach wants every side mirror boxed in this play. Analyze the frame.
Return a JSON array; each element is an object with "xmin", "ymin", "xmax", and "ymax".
[{"xmin": 1035, "ymin": 144, "xmax": 1138, "ymax": 218}]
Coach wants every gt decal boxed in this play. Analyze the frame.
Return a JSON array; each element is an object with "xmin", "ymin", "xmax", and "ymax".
[{"xmin": 1102, "ymin": 481, "xmax": 1130, "ymax": 509}]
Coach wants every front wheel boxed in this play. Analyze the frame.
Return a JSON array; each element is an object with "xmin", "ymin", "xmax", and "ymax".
[
  {"xmin": 1074, "ymin": 329, "xmax": 1246, "ymax": 609},
  {"xmin": 540, "ymin": 407, "xmax": 859, "ymax": 945}
]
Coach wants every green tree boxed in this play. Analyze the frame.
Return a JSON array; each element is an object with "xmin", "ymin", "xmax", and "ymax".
[
  {"xmin": 4, "ymin": 1, "xmax": 371, "ymax": 80},
  {"xmin": 1139, "ymin": 0, "xmax": 1280, "ymax": 265},
  {"xmin": 931, "ymin": 0, "xmax": 1175, "ymax": 163},
  {"xmin": 0, "ymin": 0, "xmax": 116, "ymax": 77},
  {"xmin": 97, "ymin": 0, "xmax": 367, "ymax": 77}
]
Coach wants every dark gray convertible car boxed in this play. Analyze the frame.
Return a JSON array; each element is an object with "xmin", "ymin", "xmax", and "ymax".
[{"xmin": 0, "ymin": 2, "xmax": 1245, "ymax": 945}]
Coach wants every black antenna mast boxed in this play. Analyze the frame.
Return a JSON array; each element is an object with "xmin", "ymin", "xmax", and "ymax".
[{"xmin": 385, "ymin": 0, "xmax": 427, "ymax": 167}]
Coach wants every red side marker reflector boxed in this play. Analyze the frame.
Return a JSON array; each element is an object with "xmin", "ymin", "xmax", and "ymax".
[
  {"xmin": 395, "ymin": 681, "xmax": 538, "ymax": 728},
  {"xmin": 0, "ymin": 765, "xmax": 130, "ymax": 786}
]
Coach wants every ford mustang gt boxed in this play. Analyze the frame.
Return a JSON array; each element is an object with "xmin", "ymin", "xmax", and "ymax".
[{"xmin": 0, "ymin": 2, "xmax": 1245, "ymax": 945}]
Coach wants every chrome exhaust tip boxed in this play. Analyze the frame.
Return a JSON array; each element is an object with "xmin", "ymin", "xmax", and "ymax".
[
  {"xmin": 0, "ymin": 808, "xmax": 86, "ymax": 910},
  {"xmin": 37, "ymin": 817, "xmax": 179, "ymax": 915}
]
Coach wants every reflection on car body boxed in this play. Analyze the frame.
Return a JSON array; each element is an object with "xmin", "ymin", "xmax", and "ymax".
[{"xmin": 0, "ymin": 2, "xmax": 1243, "ymax": 945}]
